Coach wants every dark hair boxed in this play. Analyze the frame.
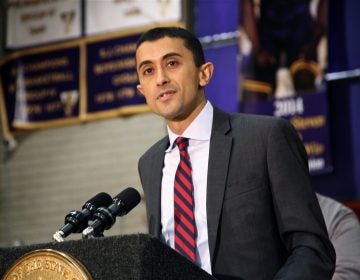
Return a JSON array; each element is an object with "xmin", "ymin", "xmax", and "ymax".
[{"xmin": 136, "ymin": 27, "xmax": 205, "ymax": 67}]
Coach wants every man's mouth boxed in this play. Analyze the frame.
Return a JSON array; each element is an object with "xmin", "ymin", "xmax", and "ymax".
[{"xmin": 157, "ymin": 90, "xmax": 175, "ymax": 100}]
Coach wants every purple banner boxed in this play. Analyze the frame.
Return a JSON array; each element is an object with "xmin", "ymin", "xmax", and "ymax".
[
  {"xmin": 86, "ymin": 33, "xmax": 145, "ymax": 115},
  {"xmin": 0, "ymin": 46, "xmax": 81, "ymax": 132},
  {"xmin": 241, "ymin": 91, "xmax": 333, "ymax": 174},
  {"xmin": 237, "ymin": 0, "xmax": 332, "ymax": 174},
  {"xmin": 0, "ymin": 31, "xmax": 149, "ymax": 138}
]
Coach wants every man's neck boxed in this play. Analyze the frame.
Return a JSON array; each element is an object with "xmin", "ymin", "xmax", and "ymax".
[{"xmin": 167, "ymin": 99, "xmax": 207, "ymax": 135}]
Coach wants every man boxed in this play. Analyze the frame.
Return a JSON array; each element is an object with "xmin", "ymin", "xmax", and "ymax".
[
  {"xmin": 317, "ymin": 194, "xmax": 360, "ymax": 280},
  {"xmin": 136, "ymin": 26, "xmax": 335, "ymax": 279}
]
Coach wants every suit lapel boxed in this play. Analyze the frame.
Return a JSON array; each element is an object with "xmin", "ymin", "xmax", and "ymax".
[
  {"xmin": 207, "ymin": 108, "xmax": 232, "ymax": 264},
  {"xmin": 148, "ymin": 137, "xmax": 169, "ymax": 238}
]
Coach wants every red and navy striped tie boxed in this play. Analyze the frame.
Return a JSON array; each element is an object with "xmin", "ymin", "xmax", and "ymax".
[{"xmin": 174, "ymin": 137, "xmax": 197, "ymax": 262}]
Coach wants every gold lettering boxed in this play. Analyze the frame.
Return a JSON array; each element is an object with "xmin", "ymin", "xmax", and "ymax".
[
  {"xmin": 23, "ymin": 72, "xmax": 73, "ymax": 87},
  {"xmin": 304, "ymin": 142, "xmax": 325, "ymax": 156},
  {"xmin": 112, "ymin": 72, "xmax": 138, "ymax": 86},
  {"xmin": 25, "ymin": 262, "xmax": 32, "ymax": 274},
  {"xmin": 45, "ymin": 101, "xmax": 63, "ymax": 113},
  {"xmin": 25, "ymin": 104, "xmax": 43, "ymax": 115},
  {"xmin": 93, "ymin": 58, "xmax": 135, "ymax": 75},
  {"xmin": 11, "ymin": 266, "xmax": 23, "ymax": 279},
  {"xmin": 48, "ymin": 260, "xmax": 56, "ymax": 271},
  {"xmin": 45, "ymin": 259, "xmax": 51, "ymax": 270},
  {"xmin": 53, "ymin": 263, "xmax": 71, "ymax": 278},
  {"xmin": 22, "ymin": 57, "xmax": 69, "ymax": 73},
  {"xmin": 99, "ymin": 43, "xmax": 136, "ymax": 59},
  {"xmin": 63, "ymin": 267, "xmax": 70, "ymax": 279},
  {"xmin": 25, "ymin": 259, "xmax": 42, "ymax": 274},
  {"xmin": 116, "ymin": 87, "xmax": 135, "ymax": 99},
  {"xmin": 95, "ymin": 91, "xmax": 115, "ymax": 104},
  {"xmin": 290, "ymin": 115, "xmax": 326, "ymax": 130},
  {"xmin": 17, "ymin": 88, "xmax": 57, "ymax": 101},
  {"xmin": 36, "ymin": 259, "xmax": 43, "ymax": 270}
]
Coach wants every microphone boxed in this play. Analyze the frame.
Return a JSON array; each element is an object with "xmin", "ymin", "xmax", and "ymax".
[
  {"xmin": 82, "ymin": 187, "xmax": 141, "ymax": 238},
  {"xmin": 53, "ymin": 192, "xmax": 113, "ymax": 242}
]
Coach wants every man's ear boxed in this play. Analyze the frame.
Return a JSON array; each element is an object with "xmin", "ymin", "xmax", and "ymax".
[
  {"xmin": 137, "ymin": 84, "xmax": 144, "ymax": 95},
  {"xmin": 199, "ymin": 62, "xmax": 214, "ymax": 87}
]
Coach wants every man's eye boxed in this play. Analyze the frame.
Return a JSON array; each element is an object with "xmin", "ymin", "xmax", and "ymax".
[
  {"xmin": 167, "ymin": 60, "xmax": 178, "ymax": 67},
  {"xmin": 143, "ymin": 68, "xmax": 154, "ymax": 75}
]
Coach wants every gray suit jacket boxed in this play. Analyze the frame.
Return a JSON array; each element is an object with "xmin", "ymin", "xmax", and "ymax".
[{"xmin": 138, "ymin": 107, "xmax": 335, "ymax": 279}]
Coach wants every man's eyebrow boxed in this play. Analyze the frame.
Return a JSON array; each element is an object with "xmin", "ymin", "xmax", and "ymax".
[
  {"xmin": 163, "ymin": 52, "xmax": 182, "ymax": 60},
  {"xmin": 137, "ymin": 52, "xmax": 182, "ymax": 70}
]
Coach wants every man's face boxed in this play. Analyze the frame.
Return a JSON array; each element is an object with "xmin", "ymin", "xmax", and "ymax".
[{"xmin": 136, "ymin": 37, "xmax": 207, "ymax": 123}]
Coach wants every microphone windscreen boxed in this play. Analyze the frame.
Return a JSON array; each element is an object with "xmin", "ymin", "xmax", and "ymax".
[
  {"xmin": 85, "ymin": 192, "xmax": 113, "ymax": 208},
  {"xmin": 115, "ymin": 187, "xmax": 141, "ymax": 214}
]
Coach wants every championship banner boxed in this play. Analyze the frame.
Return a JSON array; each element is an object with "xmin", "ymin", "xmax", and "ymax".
[
  {"xmin": 6, "ymin": 0, "xmax": 81, "ymax": 49},
  {"xmin": 85, "ymin": 33, "xmax": 146, "ymax": 120},
  {"xmin": 0, "ymin": 43, "xmax": 81, "ymax": 139},
  {"xmin": 238, "ymin": 0, "xmax": 332, "ymax": 174},
  {"xmin": 85, "ymin": 0, "xmax": 182, "ymax": 35},
  {"xmin": 240, "ymin": 92, "xmax": 332, "ymax": 174},
  {"xmin": 0, "ymin": 28, "xmax": 157, "ymax": 141}
]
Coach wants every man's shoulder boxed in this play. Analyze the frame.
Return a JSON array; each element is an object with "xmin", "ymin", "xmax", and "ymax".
[
  {"xmin": 317, "ymin": 194, "xmax": 359, "ymax": 225},
  {"xmin": 214, "ymin": 107, "xmax": 290, "ymax": 131}
]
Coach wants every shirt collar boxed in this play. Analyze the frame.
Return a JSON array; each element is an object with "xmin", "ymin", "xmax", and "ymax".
[{"xmin": 166, "ymin": 101, "xmax": 213, "ymax": 152}]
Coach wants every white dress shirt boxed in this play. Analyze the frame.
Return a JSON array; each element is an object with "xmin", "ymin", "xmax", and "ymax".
[{"xmin": 161, "ymin": 101, "xmax": 213, "ymax": 274}]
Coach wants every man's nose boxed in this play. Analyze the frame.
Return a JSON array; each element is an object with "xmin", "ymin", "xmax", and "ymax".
[{"xmin": 156, "ymin": 68, "xmax": 169, "ymax": 86}]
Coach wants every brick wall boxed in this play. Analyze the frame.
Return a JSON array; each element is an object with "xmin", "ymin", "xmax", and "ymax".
[{"xmin": 0, "ymin": 113, "xmax": 166, "ymax": 246}]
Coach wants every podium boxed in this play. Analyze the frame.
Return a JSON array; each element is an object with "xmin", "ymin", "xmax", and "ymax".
[{"xmin": 0, "ymin": 234, "xmax": 215, "ymax": 279}]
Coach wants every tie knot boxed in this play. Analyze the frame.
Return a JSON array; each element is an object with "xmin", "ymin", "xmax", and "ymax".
[{"xmin": 175, "ymin": 137, "xmax": 189, "ymax": 152}]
